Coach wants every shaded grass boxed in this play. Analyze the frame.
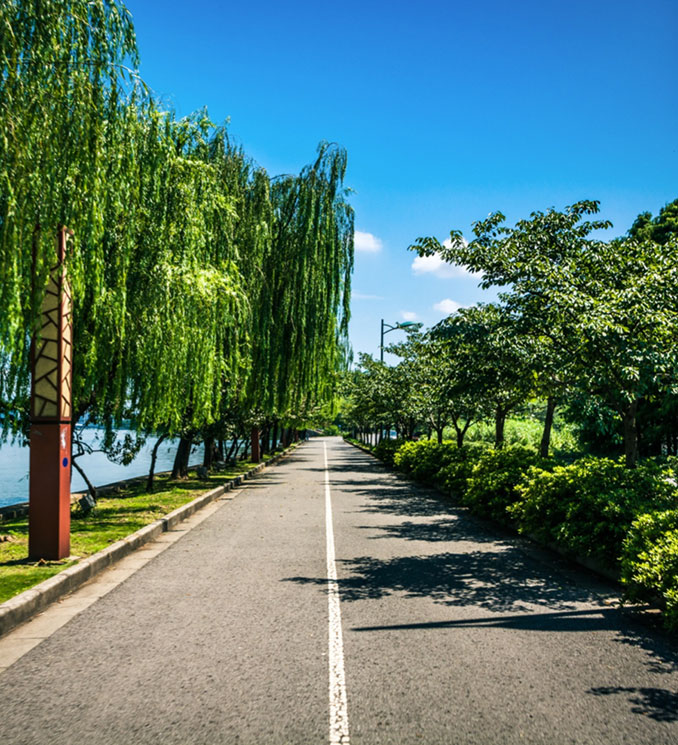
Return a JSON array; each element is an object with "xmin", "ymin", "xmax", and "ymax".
[{"xmin": 0, "ymin": 459, "xmax": 267, "ymax": 604}]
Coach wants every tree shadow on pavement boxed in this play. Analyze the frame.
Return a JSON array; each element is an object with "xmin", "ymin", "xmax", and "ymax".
[
  {"xmin": 356, "ymin": 517, "xmax": 503, "ymax": 545},
  {"xmin": 587, "ymin": 686, "xmax": 678, "ymax": 722},
  {"xmin": 285, "ymin": 547, "xmax": 602, "ymax": 612}
]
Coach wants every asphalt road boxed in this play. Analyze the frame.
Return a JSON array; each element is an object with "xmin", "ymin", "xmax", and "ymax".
[{"xmin": 1, "ymin": 437, "xmax": 677, "ymax": 744}]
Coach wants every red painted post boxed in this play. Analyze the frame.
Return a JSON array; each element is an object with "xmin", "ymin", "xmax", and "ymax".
[
  {"xmin": 251, "ymin": 427, "xmax": 261, "ymax": 463},
  {"xmin": 29, "ymin": 228, "xmax": 73, "ymax": 560}
]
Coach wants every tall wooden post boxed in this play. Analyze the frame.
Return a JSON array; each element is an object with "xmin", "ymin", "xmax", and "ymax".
[{"xmin": 29, "ymin": 228, "xmax": 73, "ymax": 560}]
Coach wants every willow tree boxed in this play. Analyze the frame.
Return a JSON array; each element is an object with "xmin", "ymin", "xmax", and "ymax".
[
  {"xmin": 0, "ymin": 2, "xmax": 253, "ymax": 456},
  {"xmin": 254, "ymin": 142, "xmax": 354, "ymax": 421},
  {"xmin": 0, "ymin": 0, "xmax": 139, "ymax": 434}
]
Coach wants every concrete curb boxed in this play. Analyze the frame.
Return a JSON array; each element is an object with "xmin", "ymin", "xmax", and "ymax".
[{"xmin": 0, "ymin": 443, "xmax": 301, "ymax": 638}]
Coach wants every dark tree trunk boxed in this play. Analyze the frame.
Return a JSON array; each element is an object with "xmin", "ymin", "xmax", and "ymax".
[
  {"xmin": 171, "ymin": 436, "xmax": 192, "ymax": 479},
  {"xmin": 435, "ymin": 427, "xmax": 444, "ymax": 444},
  {"xmin": 272, "ymin": 422, "xmax": 279, "ymax": 451},
  {"xmin": 216, "ymin": 439, "xmax": 225, "ymax": 462},
  {"xmin": 251, "ymin": 427, "xmax": 261, "ymax": 463},
  {"xmin": 623, "ymin": 399, "xmax": 640, "ymax": 468},
  {"xmin": 203, "ymin": 436, "xmax": 214, "ymax": 469},
  {"xmin": 226, "ymin": 436, "xmax": 238, "ymax": 462},
  {"xmin": 146, "ymin": 433, "xmax": 168, "ymax": 492},
  {"xmin": 241, "ymin": 435, "xmax": 251, "ymax": 460},
  {"xmin": 72, "ymin": 458, "xmax": 97, "ymax": 501},
  {"xmin": 495, "ymin": 406, "xmax": 506, "ymax": 449},
  {"xmin": 540, "ymin": 396, "xmax": 557, "ymax": 458}
]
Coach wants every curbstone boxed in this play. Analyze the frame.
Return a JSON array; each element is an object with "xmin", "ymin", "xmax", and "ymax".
[{"xmin": 0, "ymin": 443, "xmax": 301, "ymax": 638}]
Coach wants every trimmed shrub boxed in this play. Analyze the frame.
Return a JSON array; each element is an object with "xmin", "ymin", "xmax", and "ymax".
[
  {"xmin": 393, "ymin": 440, "xmax": 476, "ymax": 484},
  {"xmin": 437, "ymin": 448, "xmax": 483, "ymax": 499},
  {"xmin": 621, "ymin": 510, "xmax": 678, "ymax": 628},
  {"xmin": 463, "ymin": 445, "xmax": 549, "ymax": 524},
  {"xmin": 510, "ymin": 458, "xmax": 678, "ymax": 567},
  {"xmin": 373, "ymin": 438, "xmax": 406, "ymax": 467}
]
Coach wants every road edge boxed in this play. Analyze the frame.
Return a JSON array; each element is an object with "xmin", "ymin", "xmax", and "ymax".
[{"xmin": 0, "ymin": 443, "xmax": 301, "ymax": 638}]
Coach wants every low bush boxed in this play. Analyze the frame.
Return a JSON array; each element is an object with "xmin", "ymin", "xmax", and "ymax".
[
  {"xmin": 373, "ymin": 438, "xmax": 406, "ymax": 467},
  {"xmin": 463, "ymin": 446, "xmax": 549, "ymax": 524},
  {"xmin": 437, "ymin": 447, "xmax": 485, "ymax": 499},
  {"xmin": 510, "ymin": 458, "xmax": 678, "ymax": 567},
  {"xmin": 393, "ymin": 440, "xmax": 476, "ymax": 484},
  {"xmin": 621, "ymin": 510, "xmax": 678, "ymax": 628}
]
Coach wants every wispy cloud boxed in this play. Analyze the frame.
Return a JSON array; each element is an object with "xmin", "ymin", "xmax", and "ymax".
[
  {"xmin": 433, "ymin": 298, "xmax": 463, "ymax": 315},
  {"xmin": 353, "ymin": 291, "xmax": 385, "ymax": 300},
  {"xmin": 354, "ymin": 230, "xmax": 383, "ymax": 253},
  {"xmin": 400, "ymin": 310, "xmax": 418, "ymax": 321}
]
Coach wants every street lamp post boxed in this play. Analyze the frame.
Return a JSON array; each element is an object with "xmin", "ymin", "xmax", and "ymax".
[{"xmin": 380, "ymin": 319, "xmax": 420, "ymax": 362}]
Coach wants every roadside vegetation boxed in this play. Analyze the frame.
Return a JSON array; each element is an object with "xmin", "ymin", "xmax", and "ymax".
[{"xmin": 341, "ymin": 199, "xmax": 678, "ymax": 630}]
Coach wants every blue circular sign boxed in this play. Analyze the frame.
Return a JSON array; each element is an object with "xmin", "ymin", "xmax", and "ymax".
[{"xmin": 62, "ymin": 457, "xmax": 68, "ymax": 468}]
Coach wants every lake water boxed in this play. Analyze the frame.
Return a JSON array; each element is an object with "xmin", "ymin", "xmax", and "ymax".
[{"xmin": 0, "ymin": 430, "xmax": 211, "ymax": 509}]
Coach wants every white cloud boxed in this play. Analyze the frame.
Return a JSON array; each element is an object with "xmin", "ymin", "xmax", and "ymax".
[
  {"xmin": 353, "ymin": 291, "xmax": 385, "ymax": 300},
  {"xmin": 411, "ymin": 254, "xmax": 477, "ymax": 279},
  {"xmin": 433, "ymin": 298, "xmax": 463, "ymax": 315},
  {"xmin": 411, "ymin": 237, "xmax": 480, "ymax": 279},
  {"xmin": 354, "ymin": 230, "xmax": 383, "ymax": 253},
  {"xmin": 400, "ymin": 311, "xmax": 418, "ymax": 321}
]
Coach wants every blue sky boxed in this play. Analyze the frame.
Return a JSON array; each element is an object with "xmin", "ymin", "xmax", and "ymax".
[{"xmin": 129, "ymin": 0, "xmax": 678, "ymax": 363}]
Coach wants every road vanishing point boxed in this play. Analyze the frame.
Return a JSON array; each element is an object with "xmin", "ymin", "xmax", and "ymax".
[{"xmin": 1, "ymin": 437, "xmax": 677, "ymax": 744}]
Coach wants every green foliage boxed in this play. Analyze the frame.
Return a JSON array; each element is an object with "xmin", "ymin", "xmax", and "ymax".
[
  {"xmin": 510, "ymin": 458, "xmax": 678, "ymax": 566},
  {"xmin": 0, "ymin": 3, "xmax": 353, "ymax": 445},
  {"xmin": 373, "ymin": 437, "xmax": 406, "ymax": 467},
  {"xmin": 435, "ymin": 445, "xmax": 486, "ymax": 498},
  {"xmin": 628, "ymin": 199, "xmax": 678, "ymax": 245},
  {"xmin": 621, "ymin": 510, "xmax": 678, "ymax": 629},
  {"xmin": 463, "ymin": 445, "xmax": 548, "ymax": 524},
  {"xmin": 464, "ymin": 413, "xmax": 578, "ymax": 454}
]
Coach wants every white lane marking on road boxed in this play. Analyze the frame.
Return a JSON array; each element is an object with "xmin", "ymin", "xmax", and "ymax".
[{"xmin": 324, "ymin": 442, "xmax": 350, "ymax": 745}]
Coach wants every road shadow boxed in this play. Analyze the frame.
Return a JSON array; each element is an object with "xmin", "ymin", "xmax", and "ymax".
[
  {"xmin": 356, "ymin": 517, "xmax": 502, "ymax": 545},
  {"xmin": 588, "ymin": 686, "xmax": 678, "ymax": 722},
  {"xmin": 285, "ymin": 547, "xmax": 602, "ymax": 612}
]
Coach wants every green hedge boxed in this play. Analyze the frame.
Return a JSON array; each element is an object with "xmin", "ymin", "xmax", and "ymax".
[
  {"xmin": 393, "ymin": 440, "xmax": 486, "ymax": 485},
  {"xmin": 373, "ymin": 438, "xmax": 406, "ymax": 466},
  {"xmin": 509, "ymin": 458, "xmax": 678, "ymax": 567},
  {"xmin": 621, "ymin": 509, "xmax": 678, "ymax": 629},
  {"xmin": 463, "ymin": 446, "xmax": 549, "ymax": 524},
  {"xmin": 379, "ymin": 436, "xmax": 678, "ymax": 629}
]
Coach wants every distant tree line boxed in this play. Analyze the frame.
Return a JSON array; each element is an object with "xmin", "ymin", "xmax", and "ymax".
[{"xmin": 342, "ymin": 199, "xmax": 678, "ymax": 468}]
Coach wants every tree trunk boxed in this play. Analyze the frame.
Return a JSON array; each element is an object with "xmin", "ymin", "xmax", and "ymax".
[
  {"xmin": 203, "ymin": 436, "xmax": 214, "ymax": 468},
  {"xmin": 216, "ymin": 439, "xmax": 225, "ymax": 462},
  {"xmin": 251, "ymin": 427, "xmax": 261, "ymax": 463},
  {"xmin": 271, "ymin": 422, "xmax": 279, "ymax": 451},
  {"xmin": 623, "ymin": 399, "xmax": 640, "ymax": 468},
  {"xmin": 171, "ymin": 436, "xmax": 192, "ymax": 479},
  {"xmin": 435, "ymin": 426, "xmax": 443, "ymax": 444},
  {"xmin": 226, "ymin": 436, "xmax": 238, "ymax": 462},
  {"xmin": 540, "ymin": 396, "xmax": 556, "ymax": 458},
  {"xmin": 494, "ymin": 407, "xmax": 506, "ymax": 449},
  {"xmin": 146, "ymin": 433, "xmax": 168, "ymax": 492},
  {"xmin": 72, "ymin": 458, "xmax": 97, "ymax": 502}
]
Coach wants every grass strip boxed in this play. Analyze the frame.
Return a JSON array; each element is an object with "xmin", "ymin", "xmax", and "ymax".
[{"xmin": 0, "ymin": 458, "xmax": 267, "ymax": 604}]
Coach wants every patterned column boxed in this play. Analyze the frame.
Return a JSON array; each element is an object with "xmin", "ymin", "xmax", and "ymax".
[{"xmin": 29, "ymin": 228, "xmax": 73, "ymax": 560}]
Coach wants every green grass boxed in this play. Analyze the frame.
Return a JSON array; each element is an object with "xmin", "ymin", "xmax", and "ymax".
[{"xmin": 0, "ymin": 458, "xmax": 270, "ymax": 604}]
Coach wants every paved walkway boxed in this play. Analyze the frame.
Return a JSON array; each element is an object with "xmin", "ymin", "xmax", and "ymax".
[{"xmin": 1, "ymin": 437, "xmax": 677, "ymax": 744}]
